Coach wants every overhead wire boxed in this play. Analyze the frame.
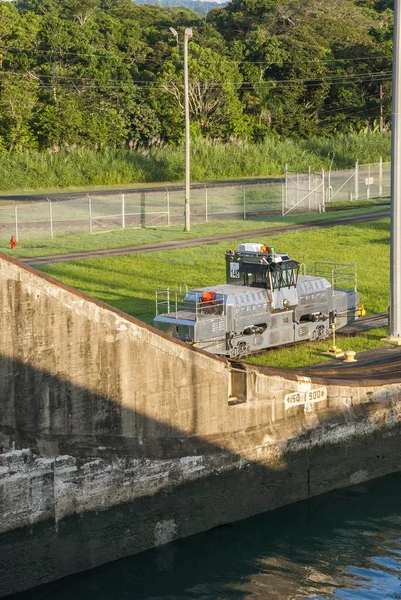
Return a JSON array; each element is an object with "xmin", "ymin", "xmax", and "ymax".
[
  {"xmin": 0, "ymin": 49, "xmax": 391, "ymax": 122},
  {"xmin": 318, "ymin": 105, "xmax": 390, "ymax": 118},
  {"xmin": 0, "ymin": 69, "xmax": 393, "ymax": 90},
  {"xmin": 0, "ymin": 43, "xmax": 392, "ymax": 90},
  {"xmin": 0, "ymin": 44, "xmax": 391, "ymax": 65},
  {"xmin": 24, "ymin": 81, "xmax": 391, "ymax": 122}
]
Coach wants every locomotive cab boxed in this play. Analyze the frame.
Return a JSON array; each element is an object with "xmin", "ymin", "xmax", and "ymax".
[
  {"xmin": 226, "ymin": 243, "xmax": 300, "ymax": 292},
  {"xmin": 226, "ymin": 243, "xmax": 300, "ymax": 313}
]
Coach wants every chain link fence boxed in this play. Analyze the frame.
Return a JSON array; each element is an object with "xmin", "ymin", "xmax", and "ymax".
[
  {"xmin": 0, "ymin": 181, "xmax": 284, "ymax": 244},
  {"xmin": 284, "ymin": 158, "xmax": 391, "ymax": 214},
  {"xmin": 0, "ymin": 161, "xmax": 391, "ymax": 244},
  {"xmin": 284, "ymin": 170, "xmax": 325, "ymax": 215}
]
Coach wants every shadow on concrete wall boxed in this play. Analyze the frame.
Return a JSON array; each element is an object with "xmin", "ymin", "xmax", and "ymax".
[
  {"xmin": 0, "ymin": 352, "xmax": 299, "ymax": 597},
  {"xmin": 0, "ymin": 352, "xmax": 232, "ymax": 459},
  {"xmin": 2, "ymin": 352, "xmax": 401, "ymax": 598}
]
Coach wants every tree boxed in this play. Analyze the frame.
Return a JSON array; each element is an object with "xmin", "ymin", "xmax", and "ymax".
[
  {"xmin": 62, "ymin": 0, "xmax": 100, "ymax": 25},
  {"xmin": 1, "ymin": 0, "xmax": 395, "ymax": 148},
  {"xmin": 209, "ymin": 0, "xmax": 392, "ymax": 137},
  {"xmin": 0, "ymin": 73, "xmax": 38, "ymax": 150},
  {"xmin": 159, "ymin": 43, "xmax": 250, "ymax": 140}
]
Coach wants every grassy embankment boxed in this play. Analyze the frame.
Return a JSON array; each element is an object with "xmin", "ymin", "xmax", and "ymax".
[
  {"xmin": 0, "ymin": 133, "xmax": 391, "ymax": 191},
  {"xmin": 37, "ymin": 218, "xmax": 390, "ymax": 368},
  {"xmin": 5, "ymin": 205, "xmax": 388, "ymax": 259}
]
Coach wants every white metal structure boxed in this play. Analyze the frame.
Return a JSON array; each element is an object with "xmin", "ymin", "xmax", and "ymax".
[
  {"xmin": 390, "ymin": 0, "xmax": 401, "ymax": 340},
  {"xmin": 169, "ymin": 26, "xmax": 193, "ymax": 232}
]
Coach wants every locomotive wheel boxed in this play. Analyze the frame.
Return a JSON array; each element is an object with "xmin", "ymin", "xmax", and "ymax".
[
  {"xmin": 315, "ymin": 325, "xmax": 329, "ymax": 340},
  {"xmin": 237, "ymin": 342, "xmax": 250, "ymax": 357}
]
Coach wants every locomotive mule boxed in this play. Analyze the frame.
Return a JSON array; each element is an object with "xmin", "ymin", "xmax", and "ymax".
[{"xmin": 154, "ymin": 244, "xmax": 363, "ymax": 358}]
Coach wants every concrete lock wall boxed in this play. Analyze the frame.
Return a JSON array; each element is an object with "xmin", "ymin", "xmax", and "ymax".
[{"xmin": 1, "ymin": 252, "xmax": 401, "ymax": 596}]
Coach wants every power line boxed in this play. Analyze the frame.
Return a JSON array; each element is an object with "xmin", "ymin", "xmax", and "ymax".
[
  {"xmin": 0, "ymin": 44, "xmax": 393, "ymax": 82},
  {"xmin": 233, "ymin": 56, "xmax": 391, "ymax": 66},
  {"xmin": 0, "ymin": 69, "xmax": 392, "ymax": 90},
  {"xmin": 25, "ymin": 80, "xmax": 388, "ymax": 120},
  {"xmin": 0, "ymin": 45, "xmax": 388, "ymax": 64},
  {"xmin": 318, "ymin": 103, "xmax": 390, "ymax": 118}
]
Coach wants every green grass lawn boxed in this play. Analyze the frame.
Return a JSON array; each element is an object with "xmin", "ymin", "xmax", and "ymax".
[
  {"xmin": 3, "ymin": 204, "xmax": 388, "ymax": 259},
  {"xmin": 36, "ymin": 218, "xmax": 390, "ymax": 368}
]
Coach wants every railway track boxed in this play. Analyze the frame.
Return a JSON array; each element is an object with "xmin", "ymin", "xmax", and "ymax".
[
  {"xmin": 22, "ymin": 209, "xmax": 390, "ymax": 266},
  {"xmin": 336, "ymin": 312, "xmax": 389, "ymax": 335}
]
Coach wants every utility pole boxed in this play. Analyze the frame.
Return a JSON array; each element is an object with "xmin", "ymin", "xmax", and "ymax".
[
  {"xmin": 183, "ymin": 28, "xmax": 192, "ymax": 232},
  {"xmin": 169, "ymin": 27, "xmax": 193, "ymax": 232},
  {"xmin": 380, "ymin": 83, "xmax": 384, "ymax": 134},
  {"xmin": 389, "ymin": 0, "xmax": 401, "ymax": 343}
]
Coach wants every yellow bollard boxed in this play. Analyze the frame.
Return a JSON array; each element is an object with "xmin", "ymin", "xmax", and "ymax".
[
  {"xmin": 321, "ymin": 323, "xmax": 344, "ymax": 358},
  {"xmin": 357, "ymin": 304, "xmax": 366, "ymax": 317},
  {"xmin": 344, "ymin": 350, "xmax": 357, "ymax": 362}
]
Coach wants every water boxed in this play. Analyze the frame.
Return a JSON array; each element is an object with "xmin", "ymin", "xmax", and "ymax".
[{"xmin": 11, "ymin": 472, "xmax": 401, "ymax": 600}]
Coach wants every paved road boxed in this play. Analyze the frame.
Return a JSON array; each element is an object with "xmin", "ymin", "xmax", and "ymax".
[
  {"xmin": 0, "ymin": 178, "xmax": 282, "ymax": 202},
  {"xmin": 21, "ymin": 210, "xmax": 390, "ymax": 266}
]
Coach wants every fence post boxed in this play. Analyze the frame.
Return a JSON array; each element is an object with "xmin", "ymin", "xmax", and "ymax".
[
  {"xmin": 47, "ymin": 198, "xmax": 54, "ymax": 239},
  {"xmin": 243, "ymin": 186, "xmax": 246, "ymax": 220},
  {"xmin": 205, "ymin": 185, "xmax": 208, "ymax": 223},
  {"xmin": 281, "ymin": 182, "xmax": 285, "ymax": 216},
  {"xmin": 166, "ymin": 189, "xmax": 170, "ymax": 226},
  {"xmin": 367, "ymin": 164, "xmax": 371, "ymax": 200},
  {"xmin": 285, "ymin": 164, "xmax": 288, "ymax": 210},
  {"xmin": 355, "ymin": 160, "xmax": 359, "ymax": 201},
  {"xmin": 308, "ymin": 166, "xmax": 311, "ymax": 211},
  {"xmin": 379, "ymin": 156, "xmax": 383, "ymax": 198},
  {"xmin": 122, "ymin": 194, "xmax": 126, "ymax": 229},
  {"xmin": 322, "ymin": 168, "xmax": 325, "ymax": 212},
  {"xmin": 14, "ymin": 204, "xmax": 18, "ymax": 242},
  {"xmin": 88, "ymin": 195, "xmax": 93, "ymax": 234},
  {"xmin": 328, "ymin": 168, "xmax": 331, "ymax": 203},
  {"xmin": 140, "ymin": 192, "xmax": 146, "ymax": 228}
]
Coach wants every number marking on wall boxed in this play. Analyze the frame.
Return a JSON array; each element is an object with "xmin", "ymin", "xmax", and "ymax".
[{"xmin": 284, "ymin": 387, "xmax": 327, "ymax": 410}]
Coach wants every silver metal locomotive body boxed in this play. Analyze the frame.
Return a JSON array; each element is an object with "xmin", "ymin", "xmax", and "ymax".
[{"xmin": 153, "ymin": 243, "xmax": 362, "ymax": 358}]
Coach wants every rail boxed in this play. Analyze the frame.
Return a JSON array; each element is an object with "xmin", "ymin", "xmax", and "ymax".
[{"xmin": 311, "ymin": 262, "xmax": 357, "ymax": 294}]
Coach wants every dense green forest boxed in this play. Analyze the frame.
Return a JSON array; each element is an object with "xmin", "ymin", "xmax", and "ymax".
[
  {"xmin": 133, "ymin": 0, "xmax": 226, "ymax": 18},
  {"xmin": 0, "ymin": 0, "xmax": 393, "ymax": 153}
]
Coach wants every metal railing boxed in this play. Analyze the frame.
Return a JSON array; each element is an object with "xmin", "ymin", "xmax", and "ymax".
[
  {"xmin": 155, "ymin": 288, "xmax": 225, "ymax": 320},
  {"xmin": 310, "ymin": 262, "xmax": 357, "ymax": 293}
]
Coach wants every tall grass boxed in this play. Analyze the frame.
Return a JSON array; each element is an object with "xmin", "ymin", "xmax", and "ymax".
[
  {"xmin": 0, "ymin": 132, "xmax": 391, "ymax": 191},
  {"xmin": 301, "ymin": 133, "xmax": 392, "ymax": 169}
]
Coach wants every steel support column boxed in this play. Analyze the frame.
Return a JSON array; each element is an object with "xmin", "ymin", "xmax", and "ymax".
[{"xmin": 390, "ymin": 0, "xmax": 401, "ymax": 340}]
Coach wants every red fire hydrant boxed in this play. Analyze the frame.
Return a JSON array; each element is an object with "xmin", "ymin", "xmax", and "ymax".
[{"xmin": 10, "ymin": 235, "xmax": 17, "ymax": 250}]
